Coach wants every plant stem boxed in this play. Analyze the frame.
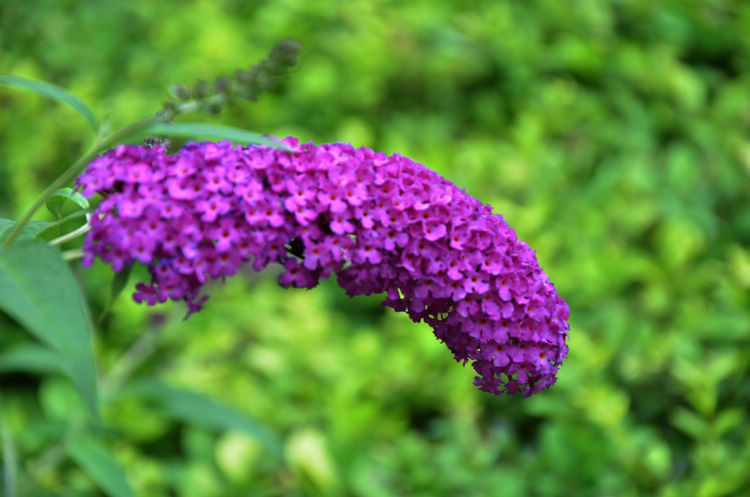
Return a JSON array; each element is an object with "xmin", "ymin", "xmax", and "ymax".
[
  {"xmin": 21, "ymin": 422, "xmax": 83, "ymax": 497},
  {"xmin": 62, "ymin": 248, "xmax": 85, "ymax": 261},
  {"xmin": 36, "ymin": 209, "xmax": 90, "ymax": 235},
  {"xmin": 0, "ymin": 91, "xmax": 238, "ymax": 249},
  {"xmin": 49, "ymin": 221, "xmax": 91, "ymax": 246},
  {"xmin": 172, "ymin": 93, "xmax": 225, "ymax": 114},
  {"xmin": 0, "ymin": 115, "xmax": 161, "ymax": 249},
  {"xmin": 27, "ymin": 441, "xmax": 66, "ymax": 479},
  {"xmin": 100, "ymin": 327, "xmax": 162, "ymax": 396},
  {"xmin": 1, "ymin": 91, "xmax": 231, "ymax": 250},
  {"xmin": 1, "ymin": 419, "xmax": 18, "ymax": 497}
]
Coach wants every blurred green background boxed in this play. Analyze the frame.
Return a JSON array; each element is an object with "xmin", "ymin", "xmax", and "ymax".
[{"xmin": 2, "ymin": 0, "xmax": 750, "ymax": 496}]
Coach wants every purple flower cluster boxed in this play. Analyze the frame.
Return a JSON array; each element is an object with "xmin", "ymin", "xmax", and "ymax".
[{"xmin": 77, "ymin": 138, "xmax": 569, "ymax": 396}]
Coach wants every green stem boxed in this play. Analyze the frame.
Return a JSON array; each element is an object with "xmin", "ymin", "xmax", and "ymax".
[
  {"xmin": 0, "ymin": 115, "xmax": 161, "ymax": 249},
  {"xmin": 21, "ymin": 421, "xmax": 83, "ymax": 497},
  {"xmin": 49, "ymin": 221, "xmax": 91, "ymax": 246},
  {"xmin": 1, "ymin": 419, "xmax": 18, "ymax": 497},
  {"xmin": 61, "ymin": 248, "xmax": 85, "ymax": 261},
  {"xmin": 1, "ymin": 93, "xmax": 225, "ymax": 249},
  {"xmin": 173, "ymin": 93, "xmax": 225, "ymax": 114},
  {"xmin": 27, "ymin": 440, "xmax": 66, "ymax": 480},
  {"xmin": 36, "ymin": 209, "xmax": 91, "ymax": 235},
  {"xmin": 100, "ymin": 327, "xmax": 162, "ymax": 396}
]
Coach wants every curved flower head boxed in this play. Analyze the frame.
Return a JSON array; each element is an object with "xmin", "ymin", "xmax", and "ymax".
[{"xmin": 77, "ymin": 138, "xmax": 570, "ymax": 396}]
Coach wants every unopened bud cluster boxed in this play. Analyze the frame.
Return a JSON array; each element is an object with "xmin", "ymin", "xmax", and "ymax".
[{"xmin": 164, "ymin": 39, "xmax": 301, "ymax": 115}]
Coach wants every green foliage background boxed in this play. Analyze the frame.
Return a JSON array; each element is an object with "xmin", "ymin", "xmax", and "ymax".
[{"xmin": 2, "ymin": 0, "xmax": 750, "ymax": 495}]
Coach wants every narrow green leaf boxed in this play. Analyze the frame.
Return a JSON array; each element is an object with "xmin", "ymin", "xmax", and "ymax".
[
  {"xmin": 109, "ymin": 264, "xmax": 133, "ymax": 304},
  {"xmin": 0, "ymin": 241, "xmax": 99, "ymax": 416},
  {"xmin": 124, "ymin": 380, "xmax": 281, "ymax": 457},
  {"xmin": 0, "ymin": 219, "xmax": 54, "ymax": 243},
  {"xmin": 715, "ymin": 407, "xmax": 743, "ymax": 437},
  {"xmin": 138, "ymin": 122, "xmax": 290, "ymax": 150},
  {"xmin": 45, "ymin": 187, "xmax": 90, "ymax": 219},
  {"xmin": 98, "ymin": 264, "xmax": 133, "ymax": 325},
  {"xmin": 67, "ymin": 437, "xmax": 134, "ymax": 497},
  {"xmin": 0, "ymin": 343, "xmax": 64, "ymax": 374},
  {"xmin": 21, "ymin": 221, "xmax": 54, "ymax": 240},
  {"xmin": 0, "ymin": 74, "xmax": 99, "ymax": 132}
]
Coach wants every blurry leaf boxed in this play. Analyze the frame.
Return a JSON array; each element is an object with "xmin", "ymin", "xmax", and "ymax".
[
  {"xmin": 183, "ymin": 428, "xmax": 215, "ymax": 461},
  {"xmin": 655, "ymin": 217, "xmax": 705, "ymax": 267},
  {"xmin": 216, "ymin": 432, "xmax": 264, "ymax": 483},
  {"xmin": 103, "ymin": 396, "xmax": 171, "ymax": 442},
  {"xmin": 0, "ymin": 343, "xmax": 64, "ymax": 374},
  {"xmin": 137, "ymin": 122, "xmax": 290, "ymax": 150},
  {"xmin": 0, "ymin": 74, "xmax": 99, "ymax": 132},
  {"xmin": 99, "ymin": 264, "xmax": 133, "ymax": 324},
  {"xmin": 39, "ymin": 376, "xmax": 88, "ymax": 421},
  {"xmin": 109, "ymin": 264, "xmax": 133, "ymax": 303},
  {"xmin": 729, "ymin": 245, "xmax": 750, "ymax": 288},
  {"xmin": 67, "ymin": 437, "xmax": 134, "ymax": 497},
  {"xmin": 45, "ymin": 187, "xmax": 90, "ymax": 220},
  {"xmin": 285, "ymin": 429, "xmax": 340, "ymax": 495},
  {"xmin": 715, "ymin": 408, "xmax": 743, "ymax": 437},
  {"xmin": 178, "ymin": 462, "xmax": 222, "ymax": 497},
  {"xmin": 0, "ymin": 219, "xmax": 54, "ymax": 243},
  {"xmin": 123, "ymin": 380, "xmax": 281, "ymax": 457},
  {"xmin": 0, "ymin": 240, "xmax": 98, "ymax": 416},
  {"xmin": 671, "ymin": 407, "xmax": 709, "ymax": 440}
]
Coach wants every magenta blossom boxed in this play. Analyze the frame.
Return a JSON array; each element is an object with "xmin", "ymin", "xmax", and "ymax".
[{"xmin": 77, "ymin": 138, "xmax": 570, "ymax": 396}]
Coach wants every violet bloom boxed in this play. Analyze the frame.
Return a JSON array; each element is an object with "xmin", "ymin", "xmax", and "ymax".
[{"xmin": 77, "ymin": 138, "xmax": 570, "ymax": 396}]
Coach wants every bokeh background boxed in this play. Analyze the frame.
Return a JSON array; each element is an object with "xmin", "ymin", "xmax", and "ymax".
[{"xmin": 2, "ymin": 0, "xmax": 750, "ymax": 496}]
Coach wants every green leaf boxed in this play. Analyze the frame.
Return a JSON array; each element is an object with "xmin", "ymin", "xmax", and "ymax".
[
  {"xmin": 0, "ymin": 218, "xmax": 54, "ymax": 243},
  {"xmin": 0, "ymin": 343, "xmax": 65, "ymax": 374},
  {"xmin": 715, "ymin": 407, "xmax": 744, "ymax": 437},
  {"xmin": 45, "ymin": 187, "xmax": 90, "ymax": 220},
  {"xmin": 67, "ymin": 437, "xmax": 134, "ymax": 497},
  {"xmin": 109, "ymin": 264, "xmax": 133, "ymax": 304},
  {"xmin": 124, "ymin": 380, "xmax": 281, "ymax": 457},
  {"xmin": 0, "ymin": 240, "xmax": 99, "ymax": 416},
  {"xmin": 98, "ymin": 264, "xmax": 133, "ymax": 325},
  {"xmin": 138, "ymin": 122, "xmax": 290, "ymax": 150},
  {"xmin": 0, "ymin": 74, "xmax": 99, "ymax": 132},
  {"xmin": 671, "ymin": 407, "xmax": 709, "ymax": 440}
]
